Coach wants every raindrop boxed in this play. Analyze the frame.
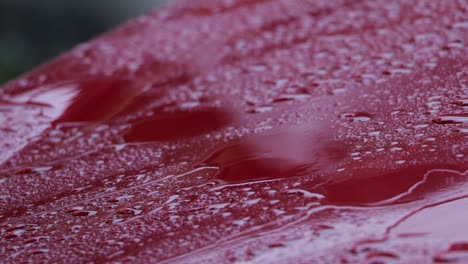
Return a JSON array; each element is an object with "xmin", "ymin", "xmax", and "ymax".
[
  {"xmin": 68, "ymin": 207, "xmax": 98, "ymax": 216},
  {"xmin": 268, "ymin": 243, "xmax": 286, "ymax": 248},
  {"xmin": 413, "ymin": 124, "xmax": 429, "ymax": 130},
  {"xmin": 109, "ymin": 195, "xmax": 134, "ymax": 203},
  {"xmin": 309, "ymin": 168, "xmax": 465, "ymax": 206},
  {"xmin": 433, "ymin": 113, "xmax": 468, "ymax": 124},
  {"xmin": 285, "ymin": 189, "xmax": 324, "ymax": 199},
  {"xmin": 24, "ymin": 236, "xmax": 49, "ymax": 244},
  {"xmin": 448, "ymin": 242, "xmax": 468, "ymax": 251},
  {"xmin": 117, "ymin": 208, "xmax": 142, "ymax": 216},
  {"xmin": 27, "ymin": 248, "xmax": 50, "ymax": 256},
  {"xmin": 247, "ymin": 106, "xmax": 273, "ymax": 114},
  {"xmin": 273, "ymin": 93, "xmax": 311, "ymax": 103},
  {"xmin": 328, "ymin": 88, "xmax": 347, "ymax": 95},
  {"xmin": 454, "ymin": 128, "xmax": 468, "ymax": 133},
  {"xmin": 365, "ymin": 251, "xmax": 400, "ymax": 261},
  {"xmin": 72, "ymin": 210, "xmax": 98, "ymax": 217},
  {"xmin": 6, "ymin": 224, "xmax": 34, "ymax": 232},
  {"xmin": 5, "ymin": 229, "xmax": 26, "ymax": 239},
  {"xmin": 339, "ymin": 112, "xmax": 372, "ymax": 122},
  {"xmin": 390, "ymin": 147, "xmax": 403, "ymax": 152},
  {"xmin": 453, "ymin": 98, "xmax": 468, "ymax": 106}
]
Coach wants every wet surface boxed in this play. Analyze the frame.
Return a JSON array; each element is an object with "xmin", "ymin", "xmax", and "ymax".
[
  {"xmin": 124, "ymin": 107, "xmax": 233, "ymax": 142},
  {"xmin": 0, "ymin": 0, "xmax": 467, "ymax": 263},
  {"xmin": 200, "ymin": 126, "xmax": 347, "ymax": 184},
  {"xmin": 4, "ymin": 79, "xmax": 141, "ymax": 124}
]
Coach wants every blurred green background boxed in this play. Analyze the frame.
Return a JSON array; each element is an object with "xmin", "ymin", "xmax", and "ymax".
[{"xmin": 0, "ymin": 0, "xmax": 169, "ymax": 85}]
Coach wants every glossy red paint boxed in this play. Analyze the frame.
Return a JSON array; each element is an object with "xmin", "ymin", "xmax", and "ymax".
[{"xmin": 0, "ymin": 0, "xmax": 467, "ymax": 263}]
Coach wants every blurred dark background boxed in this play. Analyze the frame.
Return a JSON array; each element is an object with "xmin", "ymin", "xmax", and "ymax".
[{"xmin": 0, "ymin": 0, "xmax": 169, "ymax": 85}]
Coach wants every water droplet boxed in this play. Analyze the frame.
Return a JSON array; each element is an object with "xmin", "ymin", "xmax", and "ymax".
[
  {"xmin": 74, "ymin": 210, "xmax": 98, "ymax": 217},
  {"xmin": 453, "ymin": 21, "xmax": 468, "ymax": 29},
  {"xmin": 243, "ymin": 198, "xmax": 262, "ymax": 206},
  {"xmin": 390, "ymin": 147, "xmax": 403, "ymax": 152},
  {"xmin": 27, "ymin": 248, "xmax": 50, "ymax": 256},
  {"xmin": 454, "ymin": 128, "xmax": 468, "ymax": 134},
  {"xmin": 68, "ymin": 207, "xmax": 98, "ymax": 216},
  {"xmin": 5, "ymin": 229, "xmax": 26, "ymax": 239},
  {"xmin": 434, "ymin": 252, "xmax": 468, "ymax": 263},
  {"xmin": 24, "ymin": 236, "xmax": 49, "ymax": 244},
  {"xmin": 434, "ymin": 242, "xmax": 468, "ymax": 263},
  {"xmin": 199, "ymin": 125, "xmax": 347, "ymax": 184},
  {"xmin": 114, "ymin": 144, "xmax": 127, "ymax": 152},
  {"xmin": 453, "ymin": 98, "xmax": 468, "ymax": 106},
  {"xmin": 285, "ymin": 189, "xmax": 324, "ymax": 199},
  {"xmin": 413, "ymin": 124, "xmax": 429, "ymax": 130},
  {"xmin": 14, "ymin": 166, "xmax": 53, "ymax": 175},
  {"xmin": 166, "ymin": 195, "xmax": 179, "ymax": 204},
  {"xmin": 426, "ymin": 101, "xmax": 441, "ymax": 109},
  {"xmin": 179, "ymin": 101, "xmax": 201, "ymax": 109},
  {"xmin": 365, "ymin": 251, "xmax": 399, "ymax": 261},
  {"xmin": 273, "ymin": 93, "xmax": 311, "ymax": 103},
  {"xmin": 247, "ymin": 106, "xmax": 273, "ymax": 114},
  {"xmin": 428, "ymin": 95, "xmax": 444, "ymax": 101},
  {"xmin": 339, "ymin": 112, "xmax": 372, "ymax": 122},
  {"xmin": 328, "ymin": 88, "xmax": 347, "ymax": 95},
  {"xmin": 109, "ymin": 195, "xmax": 134, "ymax": 203},
  {"xmin": 116, "ymin": 208, "xmax": 142, "ymax": 216},
  {"xmin": 310, "ymin": 168, "xmax": 464, "ymax": 206},
  {"xmin": 433, "ymin": 113, "xmax": 468, "ymax": 124},
  {"xmin": 449, "ymin": 242, "xmax": 468, "ymax": 252},
  {"xmin": 368, "ymin": 131, "xmax": 381, "ymax": 137},
  {"xmin": 232, "ymin": 217, "xmax": 250, "ymax": 226},
  {"xmin": 268, "ymin": 243, "xmax": 286, "ymax": 248},
  {"xmin": 207, "ymin": 203, "xmax": 230, "ymax": 210},
  {"xmin": 9, "ymin": 79, "xmax": 143, "ymax": 124},
  {"xmin": 6, "ymin": 224, "xmax": 33, "ymax": 232},
  {"xmin": 111, "ymin": 218, "xmax": 124, "ymax": 224}
]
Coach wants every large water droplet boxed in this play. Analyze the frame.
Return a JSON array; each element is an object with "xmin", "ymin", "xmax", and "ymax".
[
  {"xmin": 310, "ymin": 168, "xmax": 465, "ymax": 206},
  {"xmin": 433, "ymin": 113, "xmax": 468, "ymax": 124},
  {"xmin": 117, "ymin": 207, "xmax": 143, "ymax": 216},
  {"xmin": 199, "ymin": 125, "xmax": 346, "ymax": 184},
  {"xmin": 273, "ymin": 93, "xmax": 311, "ymax": 103},
  {"xmin": 453, "ymin": 98, "xmax": 468, "ymax": 106},
  {"xmin": 26, "ymin": 248, "xmax": 50, "ymax": 256},
  {"xmin": 8, "ymin": 79, "xmax": 143, "ymax": 124},
  {"xmin": 247, "ymin": 105, "xmax": 273, "ymax": 114},
  {"xmin": 434, "ymin": 242, "xmax": 468, "ymax": 262},
  {"xmin": 339, "ymin": 112, "xmax": 372, "ymax": 122},
  {"xmin": 67, "ymin": 207, "xmax": 98, "ymax": 216}
]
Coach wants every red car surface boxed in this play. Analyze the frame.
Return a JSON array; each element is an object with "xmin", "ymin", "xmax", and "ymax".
[{"xmin": 0, "ymin": 0, "xmax": 467, "ymax": 263}]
